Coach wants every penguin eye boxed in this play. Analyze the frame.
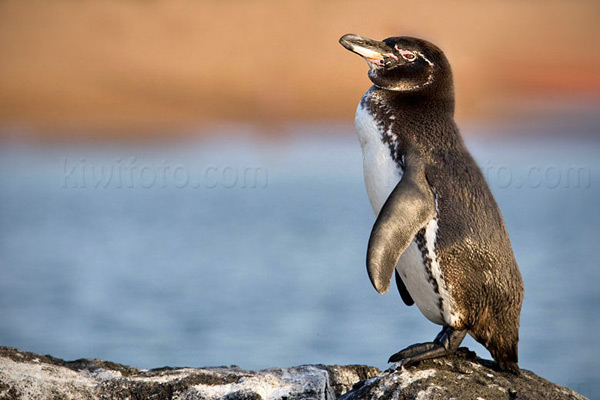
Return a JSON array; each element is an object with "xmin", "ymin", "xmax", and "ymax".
[{"xmin": 398, "ymin": 49, "xmax": 417, "ymax": 62}]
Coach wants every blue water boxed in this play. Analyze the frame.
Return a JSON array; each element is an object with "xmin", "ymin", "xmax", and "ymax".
[{"xmin": 0, "ymin": 123, "xmax": 599, "ymax": 397}]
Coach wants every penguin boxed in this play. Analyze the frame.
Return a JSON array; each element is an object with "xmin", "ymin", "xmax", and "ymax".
[{"xmin": 339, "ymin": 33, "xmax": 524, "ymax": 373}]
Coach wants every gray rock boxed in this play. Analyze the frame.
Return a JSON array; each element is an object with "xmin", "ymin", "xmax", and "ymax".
[
  {"xmin": 340, "ymin": 348, "xmax": 589, "ymax": 400},
  {"xmin": 0, "ymin": 346, "xmax": 587, "ymax": 400},
  {"xmin": 0, "ymin": 346, "xmax": 378, "ymax": 400}
]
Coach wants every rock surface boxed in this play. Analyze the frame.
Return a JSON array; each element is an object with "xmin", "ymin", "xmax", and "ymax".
[
  {"xmin": 340, "ymin": 348, "xmax": 588, "ymax": 400},
  {"xmin": 0, "ymin": 346, "xmax": 588, "ymax": 400}
]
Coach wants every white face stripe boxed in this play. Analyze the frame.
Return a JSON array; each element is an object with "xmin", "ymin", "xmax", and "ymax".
[{"xmin": 418, "ymin": 51, "xmax": 434, "ymax": 67}]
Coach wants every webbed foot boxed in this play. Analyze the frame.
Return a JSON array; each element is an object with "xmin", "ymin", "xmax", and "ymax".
[{"xmin": 388, "ymin": 326, "xmax": 467, "ymax": 367}]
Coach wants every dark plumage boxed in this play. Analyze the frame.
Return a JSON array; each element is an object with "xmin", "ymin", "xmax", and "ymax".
[{"xmin": 340, "ymin": 34, "xmax": 524, "ymax": 373}]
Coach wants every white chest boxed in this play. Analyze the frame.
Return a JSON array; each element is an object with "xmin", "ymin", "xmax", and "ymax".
[
  {"xmin": 354, "ymin": 93, "xmax": 459, "ymax": 327},
  {"xmin": 354, "ymin": 101, "xmax": 403, "ymax": 216}
]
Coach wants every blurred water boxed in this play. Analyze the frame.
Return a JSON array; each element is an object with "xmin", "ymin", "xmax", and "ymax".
[{"xmin": 0, "ymin": 124, "xmax": 599, "ymax": 397}]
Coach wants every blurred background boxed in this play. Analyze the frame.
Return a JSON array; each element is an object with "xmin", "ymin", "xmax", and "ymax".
[{"xmin": 0, "ymin": 0, "xmax": 599, "ymax": 397}]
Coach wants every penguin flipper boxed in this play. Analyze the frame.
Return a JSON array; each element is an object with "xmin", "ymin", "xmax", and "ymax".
[
  {"xmin": 367, "ymin": 157, "xmax": 436, "ymax": 294},
  {"xmin": 395, "ymin": 269, "xmax": 414, "ymax": 306}
]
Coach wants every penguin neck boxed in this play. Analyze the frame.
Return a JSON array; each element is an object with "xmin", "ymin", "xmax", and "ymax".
[
  {"xmin": 370, "ymin": 85, "xmax": 455, "ymax": 119},
  {"xmin": 365, "ymin": 85, "xmax": 461, "ymax": 152}
]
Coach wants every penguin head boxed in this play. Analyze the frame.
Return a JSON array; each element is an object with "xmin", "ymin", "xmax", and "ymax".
[{"xmin": 339, "ymin": 34, "xmax": 452, "ymax": 95}]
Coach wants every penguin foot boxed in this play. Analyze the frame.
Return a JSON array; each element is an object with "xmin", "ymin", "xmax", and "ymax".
[
  {"xmin": 388, "ymin": 326, "xmax": 467, "ymax": 367},
  {"xmin": 388, "ymin": 342, "xmax": 437, "ymax": 362}
]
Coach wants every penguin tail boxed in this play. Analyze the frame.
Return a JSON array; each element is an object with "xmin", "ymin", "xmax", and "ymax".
[
  {"xmin": 497, "ymin": 360, "xmax": 520, "ymax": 375},
  {"xmin": 471, "ymin": 307, "xmax": 521, "ymax": 375},
  {"xmin": 489, "ymin": 336, "xmax": 520, "ymax": 375}
]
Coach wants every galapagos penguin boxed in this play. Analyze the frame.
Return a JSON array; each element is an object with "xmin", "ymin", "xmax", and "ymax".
[{"xmin": 339, "ymin": 33, "xmax": 524, "ymax": 373}]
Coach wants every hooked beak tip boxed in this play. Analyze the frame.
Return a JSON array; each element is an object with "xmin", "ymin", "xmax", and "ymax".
[
  {"xmin": 339, "ymin": 33, "xmax": 390, "ymax": 65},
  {"xmin": 339, "ymin": 33, "xmax": 358, "ymax": 51}
]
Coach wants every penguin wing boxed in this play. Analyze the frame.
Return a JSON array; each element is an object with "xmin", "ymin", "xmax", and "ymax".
[
  {"xmin": 394, "ymin": 269, "xmax": 414, "ymax": 306},
  {"xmin": 367, "ymin": 154, "xmax": 436, "ymax": 294}
]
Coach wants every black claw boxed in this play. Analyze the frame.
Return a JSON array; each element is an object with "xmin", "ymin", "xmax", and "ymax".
[{"xmin": 400, "ymin": 357, "xmax": 416, "ymax": 368}]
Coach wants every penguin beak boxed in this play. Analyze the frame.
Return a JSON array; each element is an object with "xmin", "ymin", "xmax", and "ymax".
[{"xmin": 339, "ymin": 33, "xmax": 395, "ymax": 66}]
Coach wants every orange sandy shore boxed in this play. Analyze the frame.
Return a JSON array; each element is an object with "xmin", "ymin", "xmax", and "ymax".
[{"xmin": 1, "ymin": 0, "xmax": 599, "ymax": 141}]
